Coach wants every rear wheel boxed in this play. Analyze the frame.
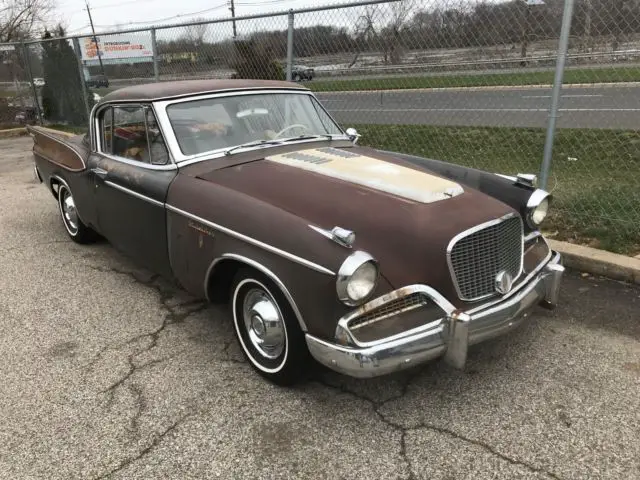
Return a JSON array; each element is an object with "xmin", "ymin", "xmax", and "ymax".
[
  {"xmin": 57, "ymin": 183, "xmax": 97, "ymax": 244},
  {"xmin": 230, "ymin": 268, "xmax": 309, "ymax": 385}
]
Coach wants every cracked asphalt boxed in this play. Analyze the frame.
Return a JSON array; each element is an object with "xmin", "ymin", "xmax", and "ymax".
[{"xmin": 1, "ymin": 136, "xmax": 639, "ymax": 479}]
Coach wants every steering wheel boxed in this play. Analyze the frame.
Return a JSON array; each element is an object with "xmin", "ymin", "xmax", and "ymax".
[{"xmin": 274, "ymin": 124, "xmax": 308, "ymax": 139}]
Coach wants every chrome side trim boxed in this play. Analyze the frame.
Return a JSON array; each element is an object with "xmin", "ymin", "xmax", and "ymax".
[
  {"xmin": 104, "ymin": 181, "xmax": 165, "ymax": 207},
  {"xmin": 35, "ymin": 151, "xmax": 84, "ymax": 172},
  {"xmin": 166, "ymin": 204, "xmax": 335, "ymax": 276},
  {"xmin": 446, "ymin": 213, "xmax": 524, "ymax": 302},
  {"xmin": 205, "ymin": 253, "xmax": 307, "ymax": 332},
  {"xmin": 100, "ymin": 152, "xmax": 178, "ymax": 171}
]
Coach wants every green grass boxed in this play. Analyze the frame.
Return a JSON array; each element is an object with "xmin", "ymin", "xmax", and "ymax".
[
  {"xmin": 310, "ymin": 66, "xmax": 640, "ymax": 92},
  {"xmin": 355, "ymin": 124, "xmax": 640, "ymax": 255}
]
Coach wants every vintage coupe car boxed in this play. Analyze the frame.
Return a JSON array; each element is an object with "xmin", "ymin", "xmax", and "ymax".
[{"xmin": 28, "ymin": 79, "xmax": 564, "ymax": 385}]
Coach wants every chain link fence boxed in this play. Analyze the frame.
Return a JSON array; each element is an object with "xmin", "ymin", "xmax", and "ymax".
[{"xmin": 1, "ymin": 0, "xmax": 638, "ymax": 253}]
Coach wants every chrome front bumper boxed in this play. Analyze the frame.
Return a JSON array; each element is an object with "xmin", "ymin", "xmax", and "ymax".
[{"xmin": 306, "ymin": 252, "xmax": 564, "ymax": 378}]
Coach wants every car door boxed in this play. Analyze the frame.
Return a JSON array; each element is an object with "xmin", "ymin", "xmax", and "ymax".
[{"xmin": 88, "ymin": 103, "xmax": 176, "ymax": 278}]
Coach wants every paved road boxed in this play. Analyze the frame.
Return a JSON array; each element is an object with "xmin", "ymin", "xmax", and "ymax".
[
  {"xmin": 4, "ymin": 82, "xmax": 639, "ymax": 129},
  {"xmin": 318, "ymin": 84, "xmax": 640, "ymax": 129},
  {"xmin": 1, "ymin": 137, "xmax": 639, "ymax": 478}
]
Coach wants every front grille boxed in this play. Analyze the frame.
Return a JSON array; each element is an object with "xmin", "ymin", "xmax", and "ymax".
[
  {"xmin": 448, "ymin": 215, "xmax": 523, "ymax": 301},
  {"xmin": 349, "ymin": 293, "xmax": 427, "ymax": 330}
]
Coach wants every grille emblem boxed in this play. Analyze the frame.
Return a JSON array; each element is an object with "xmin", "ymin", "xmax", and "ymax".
[{"xmin": 495, "ymin": 270, "xmax": 514, "ymax": 295}]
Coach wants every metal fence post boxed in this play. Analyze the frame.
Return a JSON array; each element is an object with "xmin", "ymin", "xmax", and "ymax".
[
  {"xmin": 539, "ymin": 0, "xmax": 576, "ymax": 190},
  {"xmin": 286, "ymin": 10, "xmax": 294, "ymax": 81},
  {"xmin": 72, "ymin": 37, "xmax": 91, "ymax": 123},
  {"xmin": 21, "ymin": 42, "xmax": 43, "ymax": 125},
  {"xmin": 151, "ymin": 28, "xmax": 159, "ymax": 82}
]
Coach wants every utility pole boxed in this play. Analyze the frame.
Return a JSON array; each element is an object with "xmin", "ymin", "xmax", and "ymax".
[
  {"xmin": 85, "ymin": 1, "xmax": 106, "ymax": 75},
  {"xmin": 229, "ymin": 0, "xmax": 237, "ymax": 39}
]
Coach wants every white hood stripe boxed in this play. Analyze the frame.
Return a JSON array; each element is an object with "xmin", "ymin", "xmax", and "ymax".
[{"xmin": 266, "ymin": 148, "xmax": 463, "ymax": 204}]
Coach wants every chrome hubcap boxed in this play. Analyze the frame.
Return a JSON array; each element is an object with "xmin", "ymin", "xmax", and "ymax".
[
  {"xmin": 242, "ymin": 288, "xmax": 285, "ymax": 359},
  {"xmin": 62, "ymin": 189, "xmax": 78, "ymax": 234}
]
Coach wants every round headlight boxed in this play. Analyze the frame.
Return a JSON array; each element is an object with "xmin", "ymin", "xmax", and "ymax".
[
  {"xmin": 526, "ymin": 189, "xmax": 551, "ymax": 229},
  {"xmin": 337, "ymin": 251, "xmax": 379, "ymax": 306},
  {"xmin": 531, "ymin": 198, "xmax": 549, "ymax": 226}
]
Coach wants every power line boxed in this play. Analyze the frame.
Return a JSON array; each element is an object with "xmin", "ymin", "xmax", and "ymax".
[
  {"xmin": 93, "ymin": 3, "xmax": 228, "ymax": 27},
  {"xmin": 65, "ymin": 24, "xmax": 92, "ymax": 34},
  {"xmin": 91, "ymin": 0, "xmax": 157, "ymax": 10},
  {"xmin": 236, "ymin": 0, "xmax": 298, "ymax": 4}
]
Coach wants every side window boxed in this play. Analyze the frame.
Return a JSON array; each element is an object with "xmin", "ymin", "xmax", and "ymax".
[
  {"xmin": 104, "ymin": 105, "xmax": 169, "ymax": 165},
  {"xmin": 144, "ymin": 108, "xmax": 170, "ymax": 165},
  {"xmin": 102, "ymin": 107, "xmax": 113, "ymax": 154},
  {"xmin": 112, "ymin": 106, "xmax": 147, "ymax": 161}
]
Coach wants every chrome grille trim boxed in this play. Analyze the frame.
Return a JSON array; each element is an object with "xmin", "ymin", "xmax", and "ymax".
[
  {"xmin": 447, "ymin": 214, "xmax": 524, "ymax": 302},
  {"xmin": 349, "ymin": 293, "xmax": 428, "ymax": 330}
]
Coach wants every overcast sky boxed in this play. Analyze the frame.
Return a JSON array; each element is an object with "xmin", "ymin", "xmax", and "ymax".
[{"xmin": 59, "ymin": 0, "xmax": 354, "ymax": 36}]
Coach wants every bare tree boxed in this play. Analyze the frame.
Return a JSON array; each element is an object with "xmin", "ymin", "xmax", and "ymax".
[
  {"xmin": 0, "ymin": 0, "xmax": 53, "ymax": 42},
  {"xmin": 351, "ymin": 5, "xmax": 381, "ymax": 68},
  {"xmin": 183, "ymin": 17, "xmax": 209, "ymax": 46},
  {"xmin": 381, "ymin": 0, "xmax": 413, "ymax": 64}
]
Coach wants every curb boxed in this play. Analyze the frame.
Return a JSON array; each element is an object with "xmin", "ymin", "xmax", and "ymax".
[
  {"xmin": 548, "ymin": 239, "xmax": 640, "ymax": 285},
  {"xmin": 33, "ymin": 126, "xmax": 76, "ymax": 138},
  {"xmin": 0, "ymin": 128, "xmax": 28, "ymax": 138},
  {"xmin": 314, "ymin": 81, "xmax": 640, "ymax": 95}
]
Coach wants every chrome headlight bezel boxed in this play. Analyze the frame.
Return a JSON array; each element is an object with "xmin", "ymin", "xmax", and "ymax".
[
  {"xmin": 526, "ymin": 189, "xmax": 551, "ymax": 229},
  {"xmin": 336, "ymin": 251, "xmax": 379, "ymax": 306}
]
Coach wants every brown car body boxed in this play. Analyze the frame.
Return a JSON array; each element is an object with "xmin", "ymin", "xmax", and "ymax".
[{"xmin": 28, "ymin": 80, "xmax": 564, "ymax": 382}]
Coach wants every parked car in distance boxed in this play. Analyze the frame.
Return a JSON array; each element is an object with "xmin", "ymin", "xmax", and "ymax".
[
  {"xmin": 15, "ymin": 106, "xmax": 38, "ymax": 125},
  {"xmin": 86, "ymin": 74, "xmax": 109, "ymax": 88},
  {"xmin": 27, "ymin": 79, "xmax": 564, "ymax": 386},
  {"xmin": 291, "ymin": 65, "xmax": 314, "ymax": 81},
  {"xmin": 33, "ymin": 78, "xmax": 45, "ymax": 87}
]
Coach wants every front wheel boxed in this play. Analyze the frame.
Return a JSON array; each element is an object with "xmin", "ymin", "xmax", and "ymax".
[
  {"xmin": 57, "ymin": 183, "xmax": 97, "ymax": 244},
  {"xmin": 231, "ymin": 268, "xmax": 309, "ymax": 385}
]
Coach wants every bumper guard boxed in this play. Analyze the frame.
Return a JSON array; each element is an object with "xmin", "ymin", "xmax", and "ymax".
[{"xmin": 306, "ymin": 251, "xmax": 564, "ymax": 378}]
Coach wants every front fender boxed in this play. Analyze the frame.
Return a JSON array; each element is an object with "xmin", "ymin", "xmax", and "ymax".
[
  {"xmin": 382, "ymin": 150, "xmax": 539, "ymax": 233},
  {"xmin": 166, "ymin": 173, "xmax": 394, "ymax": 340}
]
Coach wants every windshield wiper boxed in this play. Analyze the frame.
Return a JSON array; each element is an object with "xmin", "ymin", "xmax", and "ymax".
[
  {"xmin": 224, "ymin": 139, "xmax": 283, "ymax": 156},
  {"xmin": 280, "ymin": 134, "xmax": 334, "ymax": 143}
]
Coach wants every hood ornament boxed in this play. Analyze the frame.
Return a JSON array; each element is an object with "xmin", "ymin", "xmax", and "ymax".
[{"xmin": 309, "ymin": 225, "xmax": 355, "ymax": 248}]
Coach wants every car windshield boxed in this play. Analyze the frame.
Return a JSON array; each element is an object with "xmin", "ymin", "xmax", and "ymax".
[{"xmin": 165, "ymin": 92, "xmax": 343, "ymax": 157}]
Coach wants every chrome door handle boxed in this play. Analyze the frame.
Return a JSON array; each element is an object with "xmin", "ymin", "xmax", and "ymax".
[{"xmin": 90, "ymin": 167, "xmax": 108, "ymax": 179}]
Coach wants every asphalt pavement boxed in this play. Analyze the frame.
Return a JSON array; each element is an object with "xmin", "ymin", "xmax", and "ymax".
[
  {"xmin": 1, "ymin": 136, "xmax": 639, "ymax": 479},
  {"xmin": 318, "ymin": 84, "xmax": 640, "ymax": 129}
]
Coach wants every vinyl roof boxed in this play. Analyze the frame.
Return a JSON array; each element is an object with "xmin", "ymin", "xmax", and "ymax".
[{"xmin": 99, "ymin": 79, "xmax": 308, "ymax": 104}]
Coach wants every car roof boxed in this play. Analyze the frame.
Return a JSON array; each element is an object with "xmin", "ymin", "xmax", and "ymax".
[{"xmin": 99, "ymin": 79, "xmax": 308, "ymax": 104}]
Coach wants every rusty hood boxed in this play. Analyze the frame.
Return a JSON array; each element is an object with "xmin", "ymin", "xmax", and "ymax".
[{"xmin": 192, "ymin": 145, "xmax": 517, "ymax": 304}]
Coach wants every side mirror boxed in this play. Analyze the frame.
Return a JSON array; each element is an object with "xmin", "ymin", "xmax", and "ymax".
[{"xmin": 345, "ymin": 127, "xmax": 361, "ymax": 144}]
